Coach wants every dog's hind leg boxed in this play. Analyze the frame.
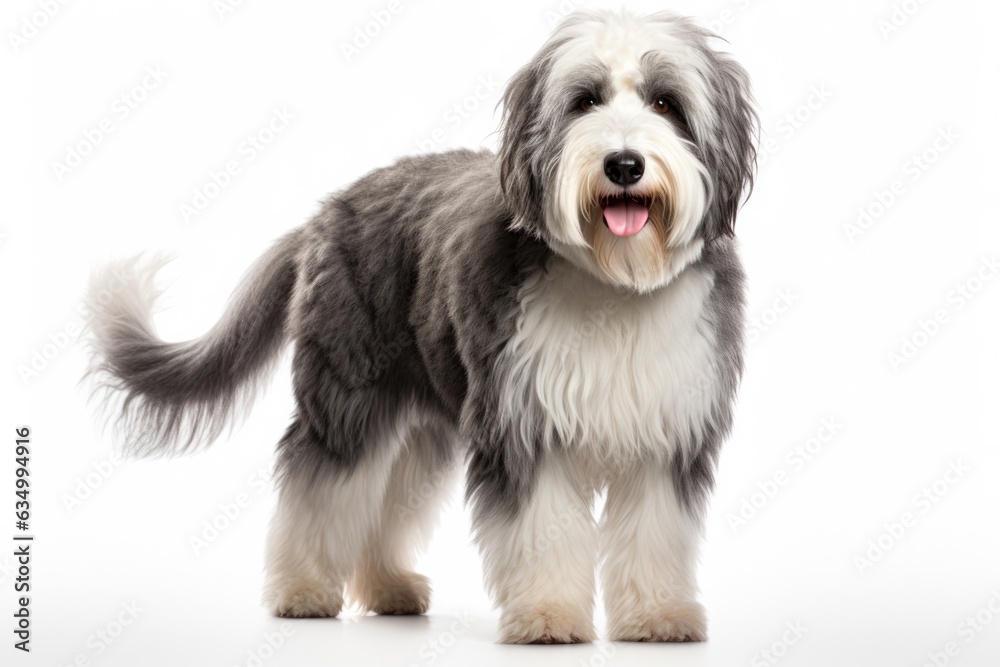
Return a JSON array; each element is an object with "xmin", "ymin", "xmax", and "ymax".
[
  {"xmin": 263, "ymin": 417, "xmax": 405, "ymax": 618},
  {"xmin": 347, "ymin": 419, "xmax": 458, "ymax": 615}
]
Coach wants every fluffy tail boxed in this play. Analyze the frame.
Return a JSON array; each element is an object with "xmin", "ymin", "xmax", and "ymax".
[{"xmin": 84, "ymin": 231, "xmax": 301, "ymax": 457}]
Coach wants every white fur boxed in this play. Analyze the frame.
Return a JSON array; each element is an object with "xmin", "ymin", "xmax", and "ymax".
[
  {"xmin": 549, "ymin": 12, "xmax": 726, "ymax": 176},
  {"xmin": 474, "ymin": 450, "xmax": 598, "ymax": 643},
  {"xmin": 491, "ymin": 238, "xmax": 720, "ymax": 642},
  {"xmin": 497, "ymin": 256, "xmax": 719, "ymax": 467},
  {"xmin": 349, "ymin": 424, "xmax": 458, "ymax": 614},
  {"xmin": 264, "ymin": 411, "xmax": 454, "ymax": 617},
  {"xmin": 263, "ymin": 433, "xmax": 399, "ymax": 617},
  {"xmin": 548, "ymin": 13, "xmax": 716, "ymax": 120},
  {"xmin": 264, "ymin": 9, "xmax": 735, "ymax": 641},
  {"xmin": 602, "ymin": 463, "xmax": 707, "ymax": 641},
  {"xmin": 543, "ymin": 12, "xmax": 712, "ymax": 292}
]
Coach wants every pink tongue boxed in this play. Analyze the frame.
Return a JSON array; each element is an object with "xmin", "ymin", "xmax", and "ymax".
[{"xmin": 602, "ymin": 200, "xmax": 649, "ymax": 237}]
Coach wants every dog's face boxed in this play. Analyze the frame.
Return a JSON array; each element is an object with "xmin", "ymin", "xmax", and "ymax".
[{"xmin": 499, "ymin": 11, "xmax": 757, "ymax": 292}]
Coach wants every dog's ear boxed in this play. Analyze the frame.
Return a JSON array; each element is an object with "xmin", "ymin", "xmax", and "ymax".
[
  {"xmin": 701, "ymin": 56, "xmax": 758, "ymax": 240},
  {"xmin": 498, "ymin": 54, "xmax": 550, "ymax": 225}
]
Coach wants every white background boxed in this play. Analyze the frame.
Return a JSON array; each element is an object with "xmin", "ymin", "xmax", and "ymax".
[{"xmin": 2, "ymin": 0, "xmax": 999, "ymax": 665}]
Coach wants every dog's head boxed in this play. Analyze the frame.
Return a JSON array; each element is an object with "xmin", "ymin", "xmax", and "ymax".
[{"xmin": 499, "ymin": 10, "xmax": 758, "ymax": 291}]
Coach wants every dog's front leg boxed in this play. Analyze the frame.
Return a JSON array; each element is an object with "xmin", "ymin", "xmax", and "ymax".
[
  {"xmin": 470, "ymin": 447, "xmax": 597, "ymax": 644},
  {"xmin": 600, "ymin": 462, "xmax": 708, "ymax": 642}
]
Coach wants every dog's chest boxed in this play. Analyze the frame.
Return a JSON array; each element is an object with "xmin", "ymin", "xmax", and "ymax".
[{"xmin": 497, "ymin": 260, "xmax": 719, "ymax": 462}]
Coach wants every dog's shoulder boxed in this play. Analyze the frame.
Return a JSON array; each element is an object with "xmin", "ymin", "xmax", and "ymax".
[{"xmin": 694, "ymin": 235, "xmax": 747, "ymax": 322}]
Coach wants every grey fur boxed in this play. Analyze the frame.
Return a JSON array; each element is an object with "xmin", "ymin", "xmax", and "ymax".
[
  {"xmin": 698, "ymin": 56, "xmax": 758, "ymax": 239},
  {"xmin": 497, "ymin": 32, "xmax": 571, "ymax": 235},
  {"xmin": 83, "ymin": 10, "xmax": 757, "ymax": 625},
  {"xmin": 85, "ymin": 231, "xmax": 300, "ymax": 457},
  {"xmin": 639, "ymin": 12, "xmax": 758, "ymax": 239},
  {"xmin": 670, "ymin": 236, "xmax": 747, "ymax": 515},
  {"xmin": 499, "ymin": 11, "xmax": 758, "ymax": 243}
]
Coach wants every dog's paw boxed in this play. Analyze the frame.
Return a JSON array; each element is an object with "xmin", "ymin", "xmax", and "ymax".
[
  {"xmin": 608, "ymin": 600, "xmax": 707, "ymax": 642},
  {"xmin": 498, "ymin": 604, "xmax": 596, "ymax": 644},
  {"xmin": 354, "ymin": 571, "xmax": 431, "ymax": 615},
  {"xmin": 269, "ymin": 587, "xmax": 343, "ymax": 618}
]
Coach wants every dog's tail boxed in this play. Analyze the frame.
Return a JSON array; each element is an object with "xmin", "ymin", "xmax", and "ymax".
[{"xmin": 84, "ymin": 231, "xmax": 301, "ymax": 458}]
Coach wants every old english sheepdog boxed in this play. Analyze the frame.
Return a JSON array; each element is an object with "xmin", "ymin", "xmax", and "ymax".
[{"xmin": 85, "ymin": 10, "xmax": 758, "ymax": 644}]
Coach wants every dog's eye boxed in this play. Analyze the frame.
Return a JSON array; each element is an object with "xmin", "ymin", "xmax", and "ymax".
[
  {"xmin": 652, "ymin": 97, "xmax": 672, "ymax": 114},
  {"xmin": 578, "ymin": 95, "xmax": 597, "ymax": 112}
]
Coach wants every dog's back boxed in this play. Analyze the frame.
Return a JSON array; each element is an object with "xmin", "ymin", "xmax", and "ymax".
[{"xmin": 85, "ymin": 148, "xmax": 535, "ymax": 458}]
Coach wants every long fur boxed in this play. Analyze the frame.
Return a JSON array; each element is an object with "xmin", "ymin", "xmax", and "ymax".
[
  {"xmin": 83, "ymin": 9, "xmax": 757, "ymax": 644},
  {"xmin": 84, "ymin": 231, "xmax": 300, "ymax": 457}
]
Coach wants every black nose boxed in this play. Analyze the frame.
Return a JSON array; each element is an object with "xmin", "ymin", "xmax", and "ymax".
[{"xmin": 603, "ymin": 151, "xmax": 645, "ymax": 186}]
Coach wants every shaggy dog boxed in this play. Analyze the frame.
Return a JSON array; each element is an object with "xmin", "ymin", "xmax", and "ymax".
[{"xmin": 85, "ymin": 10, "xmax": 757, "ymax": 644}]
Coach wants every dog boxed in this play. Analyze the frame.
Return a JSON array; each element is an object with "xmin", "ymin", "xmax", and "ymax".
[{"xmin": 85, "ymin": 9, "xmax": 757, "ymax": 644}]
